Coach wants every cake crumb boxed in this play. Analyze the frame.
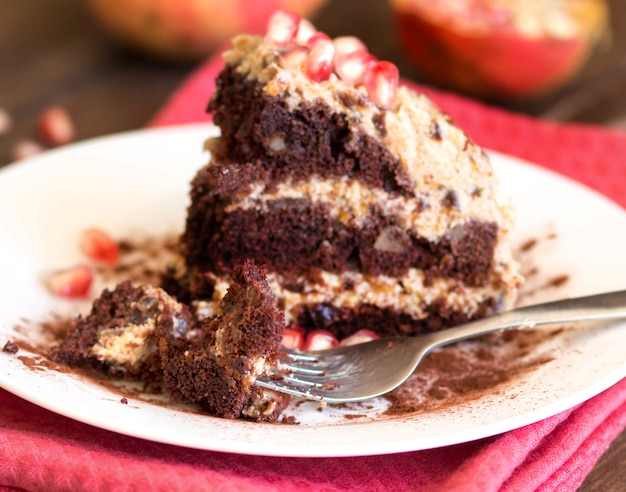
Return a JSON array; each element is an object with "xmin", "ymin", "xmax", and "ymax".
[
  {"xmin": 2, "ymin": 340, "xmax": 19, "ymax": 354},
  {"xmin": 120, "ymin": 397, "xmax": 128, "ymax": 405}
]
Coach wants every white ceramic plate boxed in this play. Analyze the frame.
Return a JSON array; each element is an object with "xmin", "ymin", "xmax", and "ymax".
[{"xmin": 1, "ymin": 124, "xmax": 625, "ymax": 457}]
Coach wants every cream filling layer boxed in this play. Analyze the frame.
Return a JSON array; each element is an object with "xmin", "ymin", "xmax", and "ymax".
[
  {"xmin": 90, "ymin": 318, "xmax": 157, "ymax": 371},
  {"xmin": 89, "ymin": 286, "xmax": 189, "ymax": 371},
  {"xmin": 225, "ymin": 175, "xmax": 515, "ymax": 243},
  {"xmin": 208, "ymin": 265, "xmax": 521, "ymax": 325}
]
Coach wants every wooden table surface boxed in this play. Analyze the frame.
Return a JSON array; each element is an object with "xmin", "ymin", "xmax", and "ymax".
[{"xmin": 1, "ymin": 1, "xmax": 624, "ymax": 489}]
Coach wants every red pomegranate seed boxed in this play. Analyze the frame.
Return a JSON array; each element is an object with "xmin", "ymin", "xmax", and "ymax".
[
  {"xmin": 333, "ymin": 36, "xmax": 367, "ymax": 57},
  {"xmin": 305, "ymin": 39, "xmax": 336, "ymax": 82},
  {"xmin": 281, "ymin": 46, "xmax": 310, "ymax": 69},
  {"xmin": 339, "ymin": 329, "xmax": 380, "ymax": 347},
  {"xmin": 281, "ymin": 326, "xmax": 305, "ymax": 350},
  {"xmin": 11, "ymin": 139, "xmax": 45, "ymax": 161},
  {"xmin": 296, "ymin": 18, "xmax": 317, "ymax": 45},
  {"xmin": 335, "ymin": 50, "xmax": 377, "ymax": 86},
  {"xmin": 45, "ymin": 265, "xmax": 94, "ymax": 298},
  {"xmin": 37, "ymin": 105, "xmax": 75, "ymax": 146},
  {"xmin": 303, "ymin": 330, "xmax": 339, "ymax": 351},
  {"xmin": 305, "ymin": 31, "xmax": 331, "ymax": 50},
  {"xmin": 265, "ymin": 10, "xmax": 300, "ymax": 47},
  {"xmin": 79, "ymin": 228, "xmax": 120, "ymax": 266},
  {"xmin": 365, "ymin": 61, "xmax": 399, "ymax": 109}
]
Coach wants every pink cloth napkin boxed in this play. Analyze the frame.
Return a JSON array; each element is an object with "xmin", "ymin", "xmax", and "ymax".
[{"xmin": 3, "ymin": 53, "xmax": 626, "ymax": 492}]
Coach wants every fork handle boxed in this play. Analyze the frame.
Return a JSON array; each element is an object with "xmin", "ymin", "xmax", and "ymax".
[{"xmin": 427, "ymin": 290, "xmax": 626, "ymax": 348}]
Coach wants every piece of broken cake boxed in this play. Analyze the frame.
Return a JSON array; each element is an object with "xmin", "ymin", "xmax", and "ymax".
[{"xmin": 52, "ymin": 260, "xmax": 288, "ymax": 421}]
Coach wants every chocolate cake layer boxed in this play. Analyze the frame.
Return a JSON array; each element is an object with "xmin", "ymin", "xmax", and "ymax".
[
  {"xmin": 184, "ymin": 189, "xmax": 497, "ymax": 285},
  {"xmin": 209, "ymin": 66, "xmax": 415, "ymax": 196},
  {"xmin": 295, "ymin": 297, "xmax": 500, "ymax": 339}
]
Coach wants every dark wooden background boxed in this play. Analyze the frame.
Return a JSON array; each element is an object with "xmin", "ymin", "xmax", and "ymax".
[{"xmin": 0, "ymin": 1, "xmax": 624, "ymax": 489}]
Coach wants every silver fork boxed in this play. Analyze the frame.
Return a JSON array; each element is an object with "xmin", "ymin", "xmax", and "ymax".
[{"xmin": 255, "ymin": 290, "xmax": 626, "ymax": 402}]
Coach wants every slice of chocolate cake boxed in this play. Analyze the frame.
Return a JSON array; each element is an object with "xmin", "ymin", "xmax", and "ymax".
[
  {"xmin": 159, "ymin": 259, "xmax": 288, "ymax": 419},
  {"xmin": 177, "ymin": 11, "xmax": 523, "ymax": 339}
]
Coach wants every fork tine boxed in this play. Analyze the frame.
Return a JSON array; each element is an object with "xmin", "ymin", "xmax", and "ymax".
[
  {"xmin": 256, "ymin": 378, "xmax": 326, "ymax": 400},
  {"xmin": 256, "ymin": 374, "xmax": 338, "ymax": 400},
  {"xmin": 280, "ymin": 373, "xmax": 329, "ymax": 387},
  {"xmin": 282, "ymin": 350, "xmax": 318, "ymax": 363},
  {"xmin": 277, "ymin": 349, "xmax": 360, "ymax": 379},
  {"xmin": 278, "ymin": 349, "xmax": 325, "ymax": 376},
  {"xmin": 257, "ymin": 339, "xmax": 411, "ymax": 402},
  {"xmin": 279, "ymin": 363, "xmax": 325, "ymax": 376}
]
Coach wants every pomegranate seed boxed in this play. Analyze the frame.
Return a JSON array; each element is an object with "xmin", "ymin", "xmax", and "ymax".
[
  {"xmin": 281, "ymin": 46, "xmax": 310, "ymax": 69},
  {"xmin": 335, "ymin": 50, "xmax": 377, "ymax": 86},
  {"xmin": 339, "ymin": 329, "xmax": 380, "ymax": 347},
  {"xmin": 365, "ymin": 61, "xmax": 399, "ymax": 109},
  {"xmin": 45, "ymin": 265, "xmax": 94, "ymax": 298},
  {"xmin": 0, "ymin": 107, "xmax": 13, "ymax": 136},
  {"xmin": 305, "ymin": 39, "xmax": 336, "ymax": 82},
  {"xmin": 11, "ymin": 139, "xmax": 45, "ymax": 161},
  {"xmin": 303, "ymin": 330, "xmax": 339, "ymax": 351},
  {"xmin": 333, "ymin": 36, "xmax": 367, "ymax": 57},
  {"xmin": 305, "ymin": 31, "xmax": 331, "ymax": 50},
  {"xmin": 281, "ymin": 326, "xmax": 305, "ymax": 350},
  {"xmin": 38, "ymin": 106, "xmax": 75, "ymax": 146},
  {"xmin": 79, "ymin": 228, "xmax": 120, "ymax": 266},
  {"xmin": 296, "ymin": 18, "xmax": 317, "ymax": 45},
  {"xmin": 265, "ymin": 10, "xmax": 300, "ymax": 47}
]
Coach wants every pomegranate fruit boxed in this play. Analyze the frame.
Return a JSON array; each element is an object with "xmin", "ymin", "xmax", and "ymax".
[
  {"xmin": 11, "ymin": 140, "xmax": 45, "ymax": 161},
  {"xmin": 85, "ymin": 0, "xmax": 329, "ymax": 61},
  {"xmin": 266, "ymin": 9, "xmax": 301, "ymax": 47},
  {"xmin": 335, "ymin": 50, "xmax": 377, "ymax": 86},
  {"xmin": 79, "ymin": 228, "xmax": 120, "ymax": 266},
  {"xmin": 390, "ymin": 0, "xmax": 609, "ymax": 99},
  {"xmin": 281, "ymin": 326, "xmax": 306, "ymax": 350},
  {"xmin": 302, "ymin": 330, "xmax": 339, "ymax": 351},
  {"xmin": 270, "ymin": 11, "xmax": 401, "ymax": 108},
  {"xmin": 37, "ymin": 106, "xmax": 75, "ymax": 147},
  {"xmin": 45, "ymin": 265, "xmax": 94, "ymax": 298},
  {"xmin": 305, "ymin": 37, "xmax": 336, "ymax": 81},
  {"xmin": 365, "ymin": 60, "xmax": 400, "ymax": 108},
  {"xmin": 339, "ymin": 329, "xmax": 380, "ymax": 347}
]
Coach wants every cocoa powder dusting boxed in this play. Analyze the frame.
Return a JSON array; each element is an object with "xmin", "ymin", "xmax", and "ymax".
[
  {"xmin": 381, "ymin": 329, "xmax": 559, "ymax": 417},
  {"xmin": 97, "ymin": 234, "xmax": 180, "ymax": 286},
  {"xmin": 547, "ymin": 274, "xmax": 569, "ymax": 288},
  {"xmin": 514, "ymin": 229, "xmax": 570, "ymax": 304},
  {"xmin": 17, "ymin": 355, "xmax": 67, "ymax": 372},
  {"xmin": 519, "ymin": 238, "xmax": 538, "ymax": 253}
]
